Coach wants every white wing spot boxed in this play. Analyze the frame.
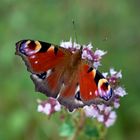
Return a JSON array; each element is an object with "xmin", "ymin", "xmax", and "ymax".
[
  {"xmin": 75, "ymin": 85, "xmax": 80, "ymax": 95},
  {"xmin": 74, "ymin": 99, "xmax": 84, "ymax": 105},
  {"xmin": 57, "ymin": 83, "xmax": 65, "ymax": 99},
  {"xmin": 32, "ymin": 74, "xmax": 42, "ymax": 82},
  {"xmin": 89, "ymin": 91, "xmax": 92, "ymax": 95},
  {"xmin": 35, "ymin": 61, "xmax": 38, "ymax": 64},
  {"xmin": 46, "ymin": 69, "xmax": 52, "ymax": 78}
]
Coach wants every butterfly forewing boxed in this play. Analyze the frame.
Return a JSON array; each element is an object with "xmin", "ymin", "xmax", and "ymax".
[
  {"xmin": 16, "ymin": 40, "xmax": 71, "ymax": 73},
  {"xmin": 16, "ymin": 40, "xmax": 71, "ymax": 98}
]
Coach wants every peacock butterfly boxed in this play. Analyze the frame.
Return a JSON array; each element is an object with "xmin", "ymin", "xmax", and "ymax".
[{"xmin": 15, "ymin": 40, "xmax": 112, "ymax": 111}]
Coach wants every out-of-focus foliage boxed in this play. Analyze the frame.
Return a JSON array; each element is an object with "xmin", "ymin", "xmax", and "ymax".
[{"xmin": 0, "ymin": 0, "xmax": 140, "ymax": 140}]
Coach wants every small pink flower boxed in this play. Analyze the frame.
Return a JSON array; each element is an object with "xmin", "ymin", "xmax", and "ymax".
[
  {"xmin": 102, "ymin": 72, "xmax": 108, "ymax": 78},
  {"xmin": 114, "ymin": 87, "xmax": 127, "ymax": 97},
  {"xmin": 84, "ymin": 105, "xmax": 99, "ymax": 118},
  {"xmin": 97, "ymin": 114, "xmax": 104, "ymax": 122},
  {"xmin": 43, "ymin": 103, "xmax": 51, "ymax": 115},
  {"xmin": 113, "ymin": 100, "xmax": 120, "ymax": 109},
  {"xmin": 97, "ymin": 104, "xmax": 105, "ymax": 111},
  {"xmin": 37, "ymin": 103, "xmax": 52, "ymax": 115},
  {"xmin": 84, "ymin": 104, "xmax": 117, "ymax": 127},
  {"xmin": 60, "ymin": 38, "xmax": 80, "ymax": 53},
  {"xmin": 37, "ymin": 97, "xmax": 61, "ymax": 116},
  {"xmin": 105, "ymin": 111, "xmax": 117, "ymax": 127},
  {"xmin": 110, "ymin": 68, "xmax": 122, "ymax": 78},
  {"xmin": 82, "ymin": 47, "xmax": 106, "ymax": 68},
  {"xmin": 54, "ymin": 103, "xmax": 61, "ymax": 111},
  {"xmin": 60, "ymin": 38, "xmax": 73, "ymax": 49},
  {"xmin": 94, "ymin": 49, "xmax": 107, "ymax": 62},
  {"xmin": 93, "ymin": 49, "xmax": 107, "ymax": 68},
  {"xmin": 82, "ymin": 49, "xmax": 94, "ymax": 60},
  {"xmin": 93, "ymin": 62, "xmax": 101, "ymax": 68},
  {"xmin": 107, "ymin": 68, "xmax": 122, "ymax": 86},
  {"xmin": 104, "ymin": 106, "xmax": 112, "ymax": 114}
]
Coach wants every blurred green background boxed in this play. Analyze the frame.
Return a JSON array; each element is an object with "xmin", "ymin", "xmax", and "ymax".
[{"xmin": 0, "ymin": 0, "xmax": 140, "ymax": 140}]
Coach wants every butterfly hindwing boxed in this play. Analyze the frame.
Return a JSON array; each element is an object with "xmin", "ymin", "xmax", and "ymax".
[
  {"xmin": 78, "ymin": 63, "xmax": 112, "ymax": 105},
  {"xmin": 31, "ymin": 67, "xmax": 64, "ymax": 98},
  {"xmin": 58, "ymin": 73, "xmax": 84, "ymax": 111},
  {"xmin": 58, "ymin": 63, "xmax": 112, "ymax": 111}
]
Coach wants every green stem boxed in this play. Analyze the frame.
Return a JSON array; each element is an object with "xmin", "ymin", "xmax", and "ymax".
[
  {"xmin": 99, "ymin": 125, "xmax": 107, "ymax": 140},
  {"xmin": 70, "ymin": 109, "xmax": 86, "ymax": 140}
]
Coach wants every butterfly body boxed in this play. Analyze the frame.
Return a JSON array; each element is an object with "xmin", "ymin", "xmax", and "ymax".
[{"xmin": 16, "ymin": 40, "xmax": 112, "ymax": 111}]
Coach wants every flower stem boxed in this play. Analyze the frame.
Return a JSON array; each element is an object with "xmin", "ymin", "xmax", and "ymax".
[{"xmin": 70, "ymin": 109, "xmax": 86, "ymax": 140}]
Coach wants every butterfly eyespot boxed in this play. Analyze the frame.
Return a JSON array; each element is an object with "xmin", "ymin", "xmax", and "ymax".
[
  {"xmin": 98, "ymin": 79, "xmax": 112, "ymax": 101},
  {"xmin": 34, "ymin": 41, "xmax": 42, "ymax": 51},
  {"xmin": 98, "ymin": 79, "xmax": 108, "ymax": 89},
  {"xmin": 27, "ymin": 41, "xmax": 41, "ymax": 52},
  {"xmin": 26, "ymin": 40, "xmax": 31, "ymax": 45},
  {"xmin": 26, "ymin": 41, "xmax": 36, "ymax": 50},
  {"xmin": 18, "ymin": 40, "xmax": 42, "ymax": 56}
]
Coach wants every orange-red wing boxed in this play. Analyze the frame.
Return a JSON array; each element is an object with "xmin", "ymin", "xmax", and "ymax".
[
  {"xmin": 16, "ymin": 40, "xmax": 71, "ymax": 98},
  {"xmin": 78, "ymin": 63, "xmax": 112, "ymax": 104},
  {"xmin": 57, "ymin": 63, "xmax": 112, "ymax": 111},
  {"xmin": 16, "ymin": 40, "xmax": 71, "ymax": 73},
  {"xmin": 78, "ymin": 64, "xmax": 98, "ymax": 101},
  {"xmin": 58, "ymin": 76, "xmax": 84, "ymax": 112}
]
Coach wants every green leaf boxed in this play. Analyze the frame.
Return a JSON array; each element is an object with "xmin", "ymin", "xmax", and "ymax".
[
  {"xmin": 85, "ymin": 126, "xmax": 99, "ymax": 138},
  {"xmin": 59, "ymin": 122, "xmax": 74, "ymax": 137}
]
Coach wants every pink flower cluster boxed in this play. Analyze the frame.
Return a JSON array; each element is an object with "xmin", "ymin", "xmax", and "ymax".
[
  {"xmin": 37, "ymin": 39, "xmax": 127, "ymax": 127},
  {"xmin": 60, "ymin": 39, "xmax": 106, "ymax": 68},
  {"xmin": 37, "ymin": 97, "xmax": 61, "ymax": 115},
  {"xmin": 84, "ymin": 105, "xmax": 117, "ymax": 127}
]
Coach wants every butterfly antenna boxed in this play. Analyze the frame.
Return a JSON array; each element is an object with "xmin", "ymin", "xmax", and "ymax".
[
  {"xmin": 72, "ymin": 20, "xmax": 83, "ymax": 51},
  {"xmin": 72, "ymin": 20, "xmax": 78, "ymax": 44}
]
